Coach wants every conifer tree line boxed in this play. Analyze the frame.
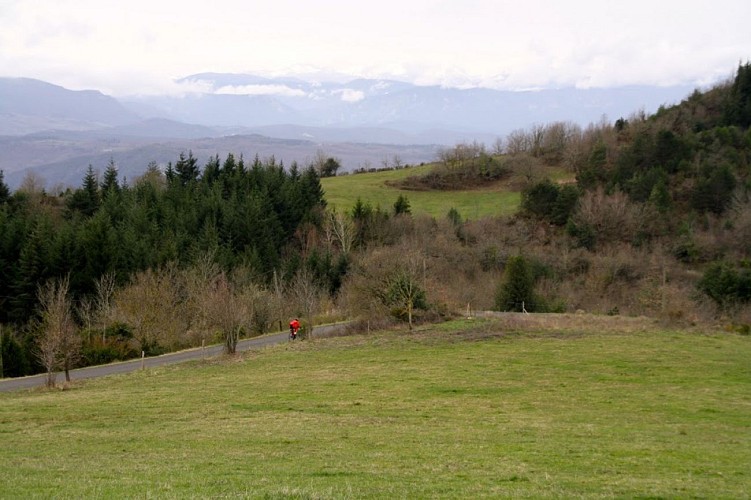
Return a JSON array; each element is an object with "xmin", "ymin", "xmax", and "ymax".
[{"xmin": 0, "ymin": 153, "xmax": 333, "ymax": 377}]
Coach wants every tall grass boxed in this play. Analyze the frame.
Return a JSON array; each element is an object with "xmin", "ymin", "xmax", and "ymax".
[{"xmin": 1, "ymin": 317, "xmax": 749, "ymax": 498}]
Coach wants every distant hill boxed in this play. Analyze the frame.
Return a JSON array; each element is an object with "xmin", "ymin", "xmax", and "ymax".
[
  {"xmin": 129, "ymin": 73, "xmax": 696, "ymax": 139},
  {"xmin": 1, "ymin": 74, "xmax": 698, "ymax": 141},
  {"xmin": 1, "ymin": 133, "xmax": 440, "ymax": 189},
  {"xmin": 0, "ymin": 77, "xmax": 139, "ymax": 135}
]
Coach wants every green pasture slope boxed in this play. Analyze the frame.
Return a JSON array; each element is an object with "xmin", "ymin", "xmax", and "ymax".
[
  {"xmin": 1, "ymin": 316, "xmax": 749, "ymax": 498},
  {"xmin": 321, "ymin": 165, "xmax": 521, "ymax": 219}
]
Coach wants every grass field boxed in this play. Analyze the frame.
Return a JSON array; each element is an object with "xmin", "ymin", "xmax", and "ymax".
[
  {"xmin": 321, "ymin": 165, "xmax": 521, "ymax": 220},
  {"xmin": 1, "ymin": 315, "xmax": 749, "ymax": 498}
]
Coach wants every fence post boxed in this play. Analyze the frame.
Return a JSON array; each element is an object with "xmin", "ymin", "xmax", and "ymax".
[{"xmin": 141, "ymin": 351, "xmax": 145, "ymax": 370}]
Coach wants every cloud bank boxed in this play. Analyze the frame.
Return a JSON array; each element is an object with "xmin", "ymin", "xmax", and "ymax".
[{"xmin": 0, "ymin": 0, "xmax": 748, "ymax": 95}]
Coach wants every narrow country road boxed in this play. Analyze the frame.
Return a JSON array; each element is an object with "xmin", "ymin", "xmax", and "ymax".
[{"xmin": 0, "ymin": 322, "xmax": 349, "ymax": 393}]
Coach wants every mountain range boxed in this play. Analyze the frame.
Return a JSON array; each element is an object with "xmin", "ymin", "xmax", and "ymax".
[{"xmin": 0, "ymin": 74, "xmax": 696, "ymax": 189}]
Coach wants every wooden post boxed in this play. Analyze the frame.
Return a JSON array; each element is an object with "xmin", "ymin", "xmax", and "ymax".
[{"xmin": 141, "ymin": 351, "xmax": 145, "ymax": 370}]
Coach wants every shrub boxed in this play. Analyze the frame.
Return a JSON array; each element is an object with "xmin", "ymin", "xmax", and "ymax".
[
  {"xmin": 697, "ymin": 261, "xmax": 751, "ymax": 308},
  {"xmin": 80, "ymin": 323, "xmax": 138, "ymax": 365},
  {"xmin": 521, "ymin": 180, "xmax": 579, "ymax": 226}
]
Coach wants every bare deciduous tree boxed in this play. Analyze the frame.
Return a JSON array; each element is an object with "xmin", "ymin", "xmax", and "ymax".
[
  {"xmin": 506, "ymin": 154, "xmax": 543, "ymax": 188},
  {"xmin": 492, "ymin": 136, "xmax": 505, "ymax": 155},
  {"xmin": 572, "ymin": 187, "xmax": 645, "ymax": 244},
  {"xmin": 324, "ymin": 209, "xmax": 356, "ymax": 255},
  {"xmin": 392, "ymin": 154, "xmax": 403, "ymax": 169},
  {"xmin": 206, "ymin": 273, "xmax": 248, "ymax": 354},
  {"xmin": 272, "ymin": 269, "xmax": 290, "ymax": 332},
  {"xmin": 505, "ymin": 129, "xmax": 531, "ymax": 156},
  {"xmin": 344, "ymin": 246, "xmax": 427, "ymax": 330},
  {"xmin": 36, "ymin": 275, "xmax": 79, "ymax": 386},
  {"xmin": 181, "ymin": 251, "xmax": 222, "ymax": 344},
  {"xmin": 113, "ymin": 267, "xmax": 185, "ymax": 354},
  {"xmin": 77, "ymin": 296, "xmax": 94, "ymax": 342},
  {"xmin": 379, "ymin": 252, "xmax": 426, "ymax": 330},
  {"xmin": 437, "ymin": 141, "xmax": 486, "ymax": 169},
  {"xmin": 529, "ymin": 123, "xmax": 546, "ymax": 157},
  {"xmin": 310, "ymin": 149, "xmax": 341, "ymax": 177},
  {"xmin": 290, "ymin": 269, "xmax": 323, "ymax": 339},
  {"xmin": 542, "ymin": 121, "xmax": 579, "ymax": 162},
  {"xmin": 95, "ymin": 272, "xmax": 116, "ymax": 343}
]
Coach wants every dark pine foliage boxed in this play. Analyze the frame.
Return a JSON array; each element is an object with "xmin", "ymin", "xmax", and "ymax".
[{"xmin": 0, "ymin": 154, "xmax": 326, "ymax": 327}]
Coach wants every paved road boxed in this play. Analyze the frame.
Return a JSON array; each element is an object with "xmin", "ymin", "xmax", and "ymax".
[{"xmin": 0, "ymin": 322, "xmax": 349, "ymax": 393}]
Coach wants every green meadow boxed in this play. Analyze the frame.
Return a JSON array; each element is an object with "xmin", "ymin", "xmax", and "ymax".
[
  {"xmin": 1, "ymin": 316, "xmax": 749, "ymax": 498},
  {"xmin": 321, "ymin": 165, "xmax": 521, "ymax": 219}
]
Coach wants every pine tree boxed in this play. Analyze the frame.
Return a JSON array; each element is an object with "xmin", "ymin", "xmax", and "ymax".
[
  {"xmin": 393, "ymin": 194, "xmax": 411, "ymax": 215},
  {"xmin": 66, "ymin": 165, "xmax": 100, "ymax": 217},
  {"xmin": 0, "ymin": 170, "xmax": 9, "ymax": 204},
  {"xmin": 725, "ymin": 62, "xmax": 751, "ymax": 128},
  {"xmin": 175, "ymin": 151, "xmax": 200, "ymax": 186},
  {"xmin": 495, "ymin": 255, "xmax": 536, "ymax": 312},
  {"xmin": 101, "ymin": 159, "xmax": 120, "ymax": 197}
]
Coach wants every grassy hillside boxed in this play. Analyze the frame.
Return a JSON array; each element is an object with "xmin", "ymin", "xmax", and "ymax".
[
  {"xmin": 1, "ymin": 316, "xmax": 749, "ymax": 498},
  {"xmin": 321, "ymin": 165, "xmax": 521, "ymax": 219}
]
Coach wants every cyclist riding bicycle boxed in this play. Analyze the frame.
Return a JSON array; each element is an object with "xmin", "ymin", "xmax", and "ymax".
[{"xmin": 289, "ymin": 318, "xmax": 300, "ymax": 340}]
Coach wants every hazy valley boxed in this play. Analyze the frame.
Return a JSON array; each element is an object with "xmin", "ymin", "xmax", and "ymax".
[{"xmin": 0, "ymin": 74, "xmax": 694, "ymax": 189}]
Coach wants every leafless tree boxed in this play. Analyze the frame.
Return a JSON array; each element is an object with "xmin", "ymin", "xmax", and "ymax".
[
  {"xmin": 437, "ymin": 141, "xmax": 486, "ymax": 169},
  {"xmin": 18, "ymin": 171, "xmax": 46, "ymax": 195},
  {"xmin": 205, "ymin": 273, "xmax": 248, "ymax": 354},
  {"xmin": 310, "ymin": 149, "xmax": 341, "ymax": 177},
  {"xmin": 384, "ymin": 267, "xmax": 423, "ymax": 330},
  {"xmin": 325, "ymin": 209, "xmax": 356, "ymax": 255},
  {"xmin": 272, "ymin": 269, "xmax": 290, "ymax": 331},
  {"xmin": 181, "ymin": 251, "xmax": 222, "ymax": 341},
  {"xmin": 77, "ymin": 296, "xmax": 94, "ymax": 343},
  {"xmin": 312, "ymin": 149, "xmax": 328, "ymax": 174},
  {"xmin": 507, "ymin": 154, "xmax": 543, "ymax": 187},
  {"xmin": 392, "ymin": 154, "xmax": 403, "ymax": 169},
  {"xmin": 529, "ymin": 123, "xmax": 546, "ymax": 157},
  {"xmin": 542, "ymin": 122, "xmax": 581, "ymax": 161},
  {"xmin": 113, "ymin": 267, "xmax": 185, "ymax": 353},
  {"xmin": 290, "ymin": 268, "xmax": 323, "ymax": 339},
  {"xmin": 36, "ymin": 275, "xmax": 79, "ymax": 386},
  {"xmin": 344, "ymin": 246, "xmax": 428, "ymax": 330},
  {"xmin": 572, "ymin": 187, "xmax": 645, "ymax": 244},
  {"xmin": 95, "ymin": 272, "xmax": 117, "ymax": 343},
  {"xmin": 492, "ymin": 136, "xmax": 505, "ymax": 155},
  {"xmin": 505, "ymin": 129, "xmax": 531, "ymax": 156}
]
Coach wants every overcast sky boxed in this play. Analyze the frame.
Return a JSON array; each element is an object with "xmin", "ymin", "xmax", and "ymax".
[{"xmin": 1, "ymin": 0, "xmax": 749, "ymax": 96}]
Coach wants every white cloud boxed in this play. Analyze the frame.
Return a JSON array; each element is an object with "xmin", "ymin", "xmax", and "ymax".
[
  {"xmin": 336, "ymin": 89, "xmax": 365, "ymax": 102},
  {"xmin": 0, "ymin": 0, "xmax": 749, "ymax": 94},
  {"xmin": 215, "ymin": 84, "xmax": 308, "ymax": 97}
]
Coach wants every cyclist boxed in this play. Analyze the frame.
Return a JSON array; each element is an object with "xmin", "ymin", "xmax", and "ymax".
[{"xmin": 289, "ymin": 318, "xmax": 300, "ymax": 340}]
